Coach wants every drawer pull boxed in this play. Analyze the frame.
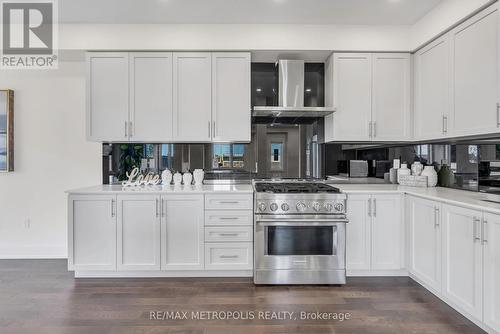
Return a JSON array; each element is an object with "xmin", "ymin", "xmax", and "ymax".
[
  {"xmin": 219, "ymin": 217, "xmax": 239, "ymax": 220},
  {"xmin": 218, "ymin": 233, "xmax": 239, "ymax": 237},
  {"xmin": 218, "ymin": 201, "xmax": 240, "ymax": 204},
  {"xmin": 220, "ymin": 255, "xmax": 239, "ymax": 259}
]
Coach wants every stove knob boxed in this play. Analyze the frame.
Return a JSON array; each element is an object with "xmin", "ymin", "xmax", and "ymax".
[
  {"xmin": 296, "ymin": 202, "xmax": 307, "ymax": 212},
  {"xmin": 258, "ymin": 203, "xmax": 267, "ymax": 212},
  {"xmin": 324, "ymin": 203, "xmax": 334, "ymax": 212},
  {"xmin": 281, "ymin": 203, "xmax": 290, "ymax": 211},
  {"xmin": 334, "ymin": 203, "xmax": 344, "ymax": 212},
  {"xmin": 312, "ymin": 202, "xmax": 321, "ymax": 212},
  {"xmin": 270, "ymin": 203, "xmax": 278, "ymax": 212}
]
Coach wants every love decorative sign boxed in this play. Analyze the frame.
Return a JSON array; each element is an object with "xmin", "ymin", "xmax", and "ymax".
[{"xmin": 122, "ymin": 167, "xmax": 161, "ymax": 187}]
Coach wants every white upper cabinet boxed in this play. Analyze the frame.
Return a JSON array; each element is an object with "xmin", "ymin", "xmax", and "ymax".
[
  {"xmin": 450, "ymin": 5, "xmax": 500, "ymax": 137},
  {"xmin": 483, "ymin": 212, "xmax": 500, "ymax": 333},
  {"xmin": 371, "ymin": 54, "xmax": 411, "ymax": 141},
  {"xmin": 441, "ymin": 204, "xmax": 483, "ymax": 320},
  {"xmin": 117, "ymin": 195, "xmax": 161, "ymax": 271},
  {"xmin": 129, "ymin": 53, "xmax": 173, "ymax": 142},
  {"xmin": 414, "ymin": 36, "xmax": 451, "ymax": 140},
  {"xmin": 331, "ymin": 53, "xmax": 372, "ymax": 142},
  {"xmin": 407, "ymin": 196, "xmax": 442, "ymax": 293},
  {"xmin": 86, "ymin": 53, "xmax": 129, "ymax": 142},
  {"xmin": 173, "ymin": 53, "xmax": 212, "ymax": 142},
  {"xmin": 327, "ymin": 53, "xmax": 411, "ymax": 142},
  {"xmin": 212, "ymin": 53, "xmax": 251, "ymax": 142}
]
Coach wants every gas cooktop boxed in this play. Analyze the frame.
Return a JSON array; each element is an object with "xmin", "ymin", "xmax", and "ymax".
[{"xmin": 254, "ymin": 182, "xmax": 341, "ymax": 194}]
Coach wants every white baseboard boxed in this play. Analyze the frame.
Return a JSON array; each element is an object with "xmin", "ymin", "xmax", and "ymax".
[
  {"xmin": 74, "ymin": 270, "xmax": 253, "ymax": 278},
  {"xmin": 0, "ymin": 246, "xmax": 67, "ymax": 259},
  {"xmin": 347, "ymin": 269, "xmax": 408, "ymax": 277}
]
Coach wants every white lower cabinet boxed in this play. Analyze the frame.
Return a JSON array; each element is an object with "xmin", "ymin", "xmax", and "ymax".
[
  {"xmin": 68, "ymin": 195, "xmax": 117, "ymax": 271},
  {"xmin": 205, "ymin": 243, "xmax": 253, "ymax": 270},
  {"xmin": 441, "ymin": 204, "xmax": 483, "ymax": 321},
  {"xmin": 346, "ymin": 193, "xmax": 403, "ymax": 274},
  {"xmin": 407, "ymin": 196, "xmax": 442, "ymax": 293},
  {"xmin": 161, "ymin": 195, "xmax": 204, "ymax": 270},
  {"xmin": 482, "ymin": 212, "xmax": 500, "ymax": 333},
  {"xmin": 117, "ymin": 195, "xmax": 161, "ymax": 271}
]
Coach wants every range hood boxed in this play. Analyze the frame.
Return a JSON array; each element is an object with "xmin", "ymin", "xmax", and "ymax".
[{"xmin": 252, "ymin": 59, "xmax": 336, "ymax": 118}]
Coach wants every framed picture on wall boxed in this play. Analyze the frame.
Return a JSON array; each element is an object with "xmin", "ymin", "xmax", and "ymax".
[{"xmin": 0, "ymin": 90, "xmax": 14, "ymax": 172}]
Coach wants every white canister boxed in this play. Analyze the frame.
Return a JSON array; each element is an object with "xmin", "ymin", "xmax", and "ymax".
[
  {"xmin": 182, "ymin": 171, "xmax": 193, "ymax": 185},
  {"xmin": 397, "ymin": 164, "xmax": 411, "ymax": 183},
  {"xmin": 173, "ymin": 172, "xmax": 183, "ymax": 185},
  {"xmin": 193, "ymin": 169, "xmax": 205, "ymax": 185},
  {"xmin": 421, "ymin": 166, "xmax": 438, "ymax": 187},
  {"xmin": 161, "ymin": 169, "xmax": 172, "ymax": 185},
  {"xmin": 411, "ymin": 162, "xmax": 423, "ymax": 176}
]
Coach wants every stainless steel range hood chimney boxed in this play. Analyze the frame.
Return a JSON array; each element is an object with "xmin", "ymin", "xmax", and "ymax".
[{"xmin": 252, "ymin": 59, "xmax": 336, "ymax": 118}]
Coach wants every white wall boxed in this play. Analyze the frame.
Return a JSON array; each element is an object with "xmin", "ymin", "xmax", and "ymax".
[
  {"xmin": 411, "ymin": 0, "xmax": 494, "ymax": 49},
  {"xmin": 0, "ymin": 61, "xmax": 101, "ymax": 258}
]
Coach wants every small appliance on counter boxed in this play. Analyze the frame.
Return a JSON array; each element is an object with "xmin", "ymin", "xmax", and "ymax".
[{"xmin": 337, "ymin": 160, "xmax": 368, "ymax": 178}]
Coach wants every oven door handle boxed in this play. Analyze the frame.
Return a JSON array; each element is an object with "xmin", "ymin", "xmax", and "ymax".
[{"xmin": 256, "ymin": 220, "xmax": 347, "ymax": 227}]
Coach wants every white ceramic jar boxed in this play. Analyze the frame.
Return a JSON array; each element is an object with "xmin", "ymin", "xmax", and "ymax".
[
  {"xmin": 161, "ymin": 169, "xmax": 172, "ymax": 185},
  {"xmin": 182, "ymin": 171, "xmax": 193, "ymax": 185},
  {"xmin": 411, "ymin": 162, "xmax": 423, "ymax": 176},
  {"xmin": 397, "ymin": 163, "xmax": 411, "ymax": 183},
  {"xmin": 193, "ymin": 169, "xmax": 205, "ymax": 185},
  {"xmin": 421, "ymin": 166, "xmax": 438, "ymax": 187},
  {"xmin": 173, "ymin": 172, "xmax": 183, "ymax": 185}
]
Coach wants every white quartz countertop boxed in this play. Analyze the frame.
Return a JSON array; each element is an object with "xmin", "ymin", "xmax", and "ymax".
[
  {"xmin": 329, "ymin": 183, "xmax": 500, "ymax": 215},
  {"xmin": 67, "ymin": 184, "xmax": 254, "ymax": 194}
]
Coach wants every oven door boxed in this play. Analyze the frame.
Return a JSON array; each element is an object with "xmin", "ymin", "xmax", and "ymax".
[{"xmin": 255, "ymin": 218, "xmax": 346, "ymax": 271}]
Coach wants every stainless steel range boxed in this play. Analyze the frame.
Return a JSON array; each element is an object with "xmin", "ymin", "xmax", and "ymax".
[{"xmin": 253, "ymin": 180, "xmax": 348, "ymax": 285}]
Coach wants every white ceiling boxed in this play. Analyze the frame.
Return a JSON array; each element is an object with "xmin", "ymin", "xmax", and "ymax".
[{"xmin": 60, "ymin": 0, "xmax": 444, "ymax": 25}]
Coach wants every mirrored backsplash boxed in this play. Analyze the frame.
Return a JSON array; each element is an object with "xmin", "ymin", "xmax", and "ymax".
[{"xmin": 324, "ymin": 143, "xmax": 500, "ymax": 194}]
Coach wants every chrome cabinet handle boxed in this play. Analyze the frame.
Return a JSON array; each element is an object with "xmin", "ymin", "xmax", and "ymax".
[
  {"xmin": 111, "ymin": 199, "xmax": 115, "ymax": 217},
  {"xmin": 473, "ymin": 217, "xmax": 481, "ymax": 242},
  {"xmin": 497, "ymin": 103, "xmax": 500, "ymax": 127},
  {"xmin": 373, "ymin": 198, "xmax": 377, "ymax": 217},
  {"xmin": 373, "ymin": 121, "xmax": 377, "ymax": 138},
  {"xmin": 219, "ymin": 233, "xmax": 239, "ymax": 237},
  {"xmin": 208, "ymin": 121, "xmax": 211, "ymax": 138},
  {"xmin": 434, "ymin": 207, "xmax": 440, "ymax": 227},
  {"xmin": 219, "ymin": 201, "xmax": 239, "ymax": 204},
  {"xmin": 129, "ymin": 121, "xmax": 133, "ymax": 137},
  {"xmin": 368, "ymin": 198, "xmax": 372, "ymax": 217},
  {"xmin": 124, "ymin": 121, "xmax": 128, "ymax": 137},
  {"xmin": 442, "ymin": 115, "xmax": 448, "ymax": 134},
  {"xmin": 219, "ymin": 217, "xmax": 239, "ymax": 220},
  {"xmin": 482, "ymin": 219, "xmax": 488, "ymax": 244},
  {"xmin": 368, "ymin": 122, "xmax": 372, "ymax": 138},
  {"xmin": 155, "ymin": 199, "xmax": 159, "ymax": 217},
  {"xmin": 213, "ymin": 121, "xmax": 216, "ymax": 137},
  {"xmin": 220, "ymin": 255, "xmax": 239, "ymax": 259},
  {"xmin": 161, "ymin": 200, "xmax": 165, "ymax": 217}
]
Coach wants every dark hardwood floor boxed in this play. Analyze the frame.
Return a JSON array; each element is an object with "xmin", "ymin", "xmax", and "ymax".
[{"xmin": 0, "ymin": 260, "xmax": 485, "ymax": 334}]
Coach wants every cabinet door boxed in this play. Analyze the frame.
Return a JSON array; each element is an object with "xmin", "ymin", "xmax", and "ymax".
[
  {"xmin": 450, "ymin": 6, "xmax": 500, "ymax": 137},
  {"xmin": 161, "ymin": 195, "xmax": 204, "ymax": 270},
  {"xmin": 117, "ymin": 195, "xmax": 161, "ymax": 271},
  {"xmin": 331, "ymin": 53, "xmax": 372, "ymax": 142},
  {"xmin": 414, "ymin": 37, "xmax": 451, "ymax": 140},
  {"xmin": 371, "ymin": 194, "xmax": 404, "ymax": 270},
  {"xmin": 372, "ymin": 54, "xmax": 411, "ymax": 141},
  {"xmin": 129, "ymin": 53, "xmax": 173, "ymax": 142},
  {"xmin": 86, "ymin": 53, "xmax": 129, "ymax": 142},
  {"xmin": 212, "ymin": 52, "xmax": 251, "ymax": 142},
  {"xmin": 483, "ymin": 212, "xmax": 500, "ymax": 333},
  {"xmin": 407, "ymin": 196, "xmax": 441, "ymax": 292},
  {"xmin": 68, "ymin": 195, "xmax": 116, "ymax": 271},
  {"xmin": 346, "ymin": 194, "xmax": 371, "ymax": 270},
  {"xmin": 441, "ymin": 204, "xmax": 483, "ymax": 319},
  {"xmin": 173, "ymin": 53, "xmax": 212, "ymax": 142}
]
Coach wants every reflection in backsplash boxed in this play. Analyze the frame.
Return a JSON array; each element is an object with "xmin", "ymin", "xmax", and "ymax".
[{"xmin": 324, "ymin": 143, "xmax": 500, "ymax": 193}]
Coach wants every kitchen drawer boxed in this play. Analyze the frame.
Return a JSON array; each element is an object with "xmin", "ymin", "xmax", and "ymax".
[
  {"xmin": 205, "ymin": 210, "xmax": 253, "ymax": 226},
  {"xmin": 205, "ymin": 226, "xmax": 253, "ymax": 242},
  {"xmin": 205, "ymin": 242, "xmax": 253, "ymax": 270},
  {"xmin": 205, "ymin": 194, "xmax": 253, "ymax": 210}
]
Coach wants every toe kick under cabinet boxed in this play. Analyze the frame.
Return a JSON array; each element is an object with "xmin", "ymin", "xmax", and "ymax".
[{"xmin": 68, "ymin": 193, "xmax": 253, "ymax": 277}]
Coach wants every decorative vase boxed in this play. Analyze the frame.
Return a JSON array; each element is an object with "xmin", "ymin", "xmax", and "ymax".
[
  {"xmin": 421, "ymin": 166, "xmax": 438, "ymax": 187},
  {"xmin": 182, "ymin": 171, "xmax": 193, "ymax": 185},
  {"xmin": 438, "ymin": 164, "xmax": 455, "ymax": 187},
  {"xmin": 193, "ymin": 169, "xmax": 205, "ymax": 185},
  {"xmin": 397, "ymin": 163, "xmax": 411, "ymax": 183},
  {"xmin": 161, "ymin": 169, "xmax": 172, "ymax": 185},
  {"xmin": 173, "ymin": 172, "xmax": 183, "ymax": 185},
  {"xmin": 411, "ymin": 161, "xmax": 423, "ymax": 176}
]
